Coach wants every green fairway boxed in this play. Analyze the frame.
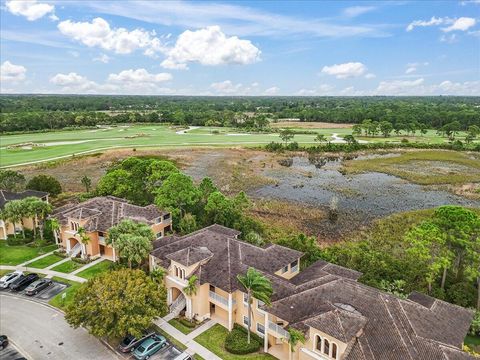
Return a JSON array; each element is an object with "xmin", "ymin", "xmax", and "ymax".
[{"xmin": 1, "ymin": 124, "xmax": 473, "ymax": 168}]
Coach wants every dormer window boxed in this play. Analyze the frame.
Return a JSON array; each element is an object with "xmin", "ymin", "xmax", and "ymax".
[
  {"xmin": 290, "ymin": 259, "xmax": 299, "ymax": 272},
  {"xmin": 70, "ymin": 221, "xmax": 79, "ymax": 231},
  {"xmin": 163, "ymin": 214, "xmax": 171, "ymax": 220},
  {"xmin": 281, "ymin": 265, "xmax": 288, "ymax": 274},
  {"xmin": 315, "ymin": 335, "xmax": 338, "ymax": 360}
]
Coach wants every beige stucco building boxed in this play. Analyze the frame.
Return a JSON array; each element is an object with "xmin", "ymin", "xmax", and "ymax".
[
  {"xmin": 0, "ymin": 189, "xmax": 49, "ymax": 240},
  {"xmin": 150, "ymin": 224, "xmax": 475, "ymax": 360},
  {"xmin": 52, "ymin": 196, "xmax": 171, "ymax": 260}
]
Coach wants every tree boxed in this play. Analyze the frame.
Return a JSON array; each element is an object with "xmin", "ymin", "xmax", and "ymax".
[
  {"xmin": 24, "ymin": 197, "xmax": 52, "ymax": 240},
  {"xmin": 287, "ymin": 328, "xmax": 306, "ymax": 360},
  {"xmin": 237, "ymin": 267, "xmax": 273, "ymax": 344},
  {"xmin": 179, "ymin": 213, "xmax": 198, "ymax": 235},
  {"xmin": 314, "ymin": 134, "xmax": 327, "ymax": 144},
  {"xmin": 279, "ymin": 129, "xmax": 295, "ymax": 146},
  {"xmin": 352, "ymin": 124, "xmax": 362, "ymax": 136},
  {"xmin": 379, "ymin": 121, "xmax": 393, "ymax": 137},
  {"xmin": 2, "ymin": 200, "xmax": 25, "ymax": 238},
  {"xmin": 77, "ymin": 227, "xmax": 91, "ymax": 259},
  {"xmin": 405, "ymin": 222, "xmax": 452, "ymax": 293},
  {"xmin": 183, "ymin": 275, "xmax": 198, "ymax": 297},
  {"xmin": 81, "ymin": 175, "xmax": 92, "ymax": 193},
  {"xmin": 154, "ymin": 173, "xmax": 201, "ymax": 223},
  {"xmin": 65, "ymin": 269, "xmax": 167, "ymax": 338},
  {"xmin": 107, "ymin": 219, "xmax": 155, "ymax": 268},
  {"xmin": 343, "ymin": 134, "xmax": 357, "ymax": 146},
  {"xmin": 27, "ymin": 175, "xmax": 62, "ymax": 196},
  {"xmin": 114, "ymin": 234, "xmax": 153, "ymax": 269},
  {"xmin": 0, "ymin": 170, "xmax": 25, "ymax": 192}
]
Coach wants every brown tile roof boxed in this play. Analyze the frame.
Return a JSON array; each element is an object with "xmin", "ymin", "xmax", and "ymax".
[
  {"xmin": 166, "ymin": 246, "xmax": 214, "ymax": 267},
  {"xmin": 0, "ymin": 189, "xmax": 48, "ymax": 209},
  {"xmin": 51, "ymin": 196, "xmax": 168, "ymax": 232}
]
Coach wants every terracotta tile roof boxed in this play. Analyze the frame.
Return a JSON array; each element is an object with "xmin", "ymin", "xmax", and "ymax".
[
  {"xmin": 0, "ymin": 189, "xmax": 48, "ymax": 209},
  {"xmin": 51, "ymin": 196, "xmax": 168, "ymax": 232},
  {"xmin": 166, "ymin": 246, "xmax": 214, "ymax": 267}
]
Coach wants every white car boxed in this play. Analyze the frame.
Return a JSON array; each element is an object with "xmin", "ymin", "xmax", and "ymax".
[{"xmin": 0, "ymin": 270, "xmax": 23, "ymax": 289}]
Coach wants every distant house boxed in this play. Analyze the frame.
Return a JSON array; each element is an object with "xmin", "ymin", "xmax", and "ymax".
[
  {"xmin": 150, "ymin": 224, "xmax": 475, "ymax": 360},
  {"xmin": 0, "ymin": 189, "xmax": 49, "ymax": 240},
  {"xmin": 51, "ymin": 196, "xmax": 171, "ymax": 260}
]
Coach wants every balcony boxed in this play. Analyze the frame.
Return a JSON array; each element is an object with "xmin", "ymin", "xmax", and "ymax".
[
  {"xmin": 268, "ymin": 321, "xmax": 289, "ymax": 339},
  {"xmin": 209, "ymin": 291, "xmax": 236, "ymax": 309}
]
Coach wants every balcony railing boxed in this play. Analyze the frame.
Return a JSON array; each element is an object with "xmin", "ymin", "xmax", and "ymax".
[
  {"xmin": 268, "ymin": 321, "xmax": 289, "ymax": 339},
  {"xmin": 209, "ymin": 291, "xmax": 236, "ymax": 308}
]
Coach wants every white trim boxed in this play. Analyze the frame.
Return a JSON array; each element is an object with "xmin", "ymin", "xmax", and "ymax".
[
  {"xmin": 166, "ymin": 275, "xmax": 187, "ymax": 287},
  {"xmin": 301, "ymin": 348, "xmax": 329, "ymax": 360}
]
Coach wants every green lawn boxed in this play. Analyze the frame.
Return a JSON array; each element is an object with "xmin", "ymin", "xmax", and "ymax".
[
  {"xmin": 0, "ymin": 242, "xmax": 57, "ymax": 266},
  {"xmin": 168, "ymin": 318, "xmax": 197, "ymax": 335},
  {"xmin": 194, "ymin": 324, "xmax": 276, "ymax": 360},
  {"xmin": 50, "ymin": 260, "xmax": 83, "ymax": 273},
  {"xmin": 76, "ymin": 260, "xmax": 112, "ymax": 279},
  {"xmin": 26, "ymin": 254, "xmax": 64, "ymax": 269},
  {"xmin": 48, "ymin": 277, "xmax": 83, "ymax": 310},
  {"xmin": 465, "ymin": 334, "xmax": 480, "ymax": 347}
]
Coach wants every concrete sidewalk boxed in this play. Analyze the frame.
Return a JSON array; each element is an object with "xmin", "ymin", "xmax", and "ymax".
[
  {"xmin": 0, "ymin": 265, "xmax": 86, "ymax": 283},
  {"xmin": 155, "ymin": 317, "xmax": 222, "ymax": 360}
]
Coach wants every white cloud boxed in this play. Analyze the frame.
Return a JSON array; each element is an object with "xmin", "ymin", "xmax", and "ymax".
[
  {"xmin": 442, "ymin": 17, "xmax": 476, "ymax": 32},
  {"xmin": 6, "ymin": 0, "xmax": 55, "ymax": 21},
  {"xmin": 406, "ymin": 17, "xmax": 445, "ymax": 32},
  {"xmin": 440, "ymin": 34, "xmax": 457, "ymax": 43},
  {"xmin": 107, "ymin": 69, "xmax": 172, "ymax": 84},
  {"xmin": 210, "ymin": 80, "xmax": 244, "ymax": 94},
  {"xmin": 364, "ymin": 73, "xmax": 376, "ymax": 79},
  {"xmin": 58, "ymin": 17, "xmax": 166, "ymax": 56},
  {"xmin": 376, "ymin": 78, "xmax": 425, "ymax": 95},
  {"xmin": 0, "ymin": 61, "xmax": 27, "ymax": 82},
  {"xmin": 407, "ymin": 16, "xmax": 476, "ymax": 33},
  {"xmin": 93, "ymin": 54, "xmax": 111, "ymax": 63},
  {"xmin": 342, "ymin": 6, "xmax": 376, "ymax": 18},
  {"xmin": 437, "ymin": 80, "xmax": 480, "ymax": 94},
  {"xmin": 405, "ymin": 67, "xmax": 416, "ymax": 74},
  {"xmin": 160, "ymin": 26, "xmax": 261, "ymax": 70},
  {"xmin": 264, "ymin": 86, "xmax": 279, "ymax": 95},
  {"xmin": 321, "ymin": 62, "xmax": 367, "ymax": 79},
  {"xmin": 404, "ymin": 62, "xmax": 429, "ymax": 74}
]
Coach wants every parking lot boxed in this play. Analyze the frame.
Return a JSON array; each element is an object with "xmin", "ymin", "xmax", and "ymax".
[
  {"xmin": 0, "ymin": 279, "xmax": 67, "ymax": 301},
  {"xmin": 118, "ymin": 340, "xmax": 188, "ymax": 360}
]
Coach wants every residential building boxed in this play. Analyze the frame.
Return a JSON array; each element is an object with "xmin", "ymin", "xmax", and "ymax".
[
  {"xmin": 0, "ymin": 189, "xmax": 49, "ymax": 240},
  {"xmin": 52, "ymin": 196, "xmax": 171, "ymax": 260},
  {"xmin": 150, "ymin": 224, "xmax": 475, "ymax": 360}
]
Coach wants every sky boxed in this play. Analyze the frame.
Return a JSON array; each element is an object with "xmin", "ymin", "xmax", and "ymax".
[{"xmin": 0, "ymin": 0, "xmax": 479, "ymax": 96}]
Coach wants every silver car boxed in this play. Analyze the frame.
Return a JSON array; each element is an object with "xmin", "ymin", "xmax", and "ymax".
[{"xmin": 0, "ymin": 271, "xmax": 23, "ymax": 289}]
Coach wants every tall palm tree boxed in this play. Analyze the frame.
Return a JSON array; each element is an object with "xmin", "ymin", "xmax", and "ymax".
[
  {"xmin": 183, "ymin": 275, "xmax": 198, "ymax": 297},
  {"xmin": 77, "ymin": 227, "xmax": 91, "ymax": 259},
  {"xmin": 287, "ymin": 328, "xmax": 306, "ymax": 360},
  {"xmin": 49, "ymin": 218, "xmax": 61, "ymax": 245},
  {"xmin": 237, "ymin": 267, "xmax": 273, "ymax": 344},
  {"xmin": 4, "ymin": 200, "xmax": 24, "ymax": 239}
]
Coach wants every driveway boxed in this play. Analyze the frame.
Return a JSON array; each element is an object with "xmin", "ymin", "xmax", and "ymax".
[{"xmin": 0, "ymin": 294, "xmax": 116, "ymax": 360}]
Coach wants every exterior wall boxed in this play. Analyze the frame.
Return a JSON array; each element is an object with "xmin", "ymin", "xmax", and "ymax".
[
  {"xmin": 275, "ymin": 257, "xmax": 301, "ymax": 280},
  {"xmin": 299, "ymin": 328, "xmax": 346, "ymax": 360},
  {"xmin": 191, "ymin": 283, "xmax": 210, "ymax": 320},
  {"xmin": 0, "ymin": 217, "xmax": 38, "ymax": 239}
]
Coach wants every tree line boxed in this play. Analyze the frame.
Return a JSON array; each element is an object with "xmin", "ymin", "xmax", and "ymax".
[{"xmin": 1, "ymin": 95, "xmax": 479, "ymax": 132}]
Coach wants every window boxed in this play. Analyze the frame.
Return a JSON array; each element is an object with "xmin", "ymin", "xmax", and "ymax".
[
  {"xmin": 323, "ymin": 339, "xmax": 330, "ymax": 355},
  {"xmin": 290, "ymin": 259, "xmax": 299, "ymax": 272},
  {"xmin": 174, "ymin": 265, "xmax": 178, "ymax": 277},
  {"xmin": 210, "ymin": 285, "xmax": 215, "ymax": 292},
  {"xmin": 163, "ymin": 214, "xmax": 171, "ymax": 220},
  {"xmin": 98, "ymin": 231, "xmax": 104, "ymax": 237},
  {"xmin": 332, "ymin": 343, "xmax": 338, "ymax": 359},
  {"xmin": 315, "ymin": 335, "xmax": 322, "ymax": 352},
  {"xmin": 281, "ymin": 265, "xmax": 288, "ymax": 274},
  {"xmin": 243, "ymin": 293, "xmax": 248, "ymax": 305},
  {"xmin": 243, "ymin": 316, "xmax": 250, "ymax": 326},
  {"xmin": 70, "ymin": 221, "xmax": 79, "ymax": 231},
  {"xmin": 256, "ymin": 323, "xmax": 265, "ymax": 337},
  {"xmin": 257, "ymin": 299, "xmax": 265, "ymax": 312},
  {"xmin": 155, "ymin": 217, "xmax": 161, "ymax": 223},
  {"xmin": 156, "ymin": 232, "xmax": 163, "ymax": 238},
  {"xmin": 180, "ymin": 269, "xmax": 185, "ymax": 279},
  {"xmin": 164, "ymin": 225, "xmax": 172, "ymax": 233}
]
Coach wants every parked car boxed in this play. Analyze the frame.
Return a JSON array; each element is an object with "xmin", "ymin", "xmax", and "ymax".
[
  {"xmin": 118, "ymin": 331, "xmax": 155, "ymax": 353},
  {"xmin": 173, "ymin": 352, "xmax": 193, "ymax": 360},
  {"xmin": 24, "ymin": 279, "xmax": 53, "ymax": 296},
  {"xmin": 132, "ymin": 334, "xmax": 167, "ymax": 360},
  {"xmin": 10, "ymin": 273, "xmax": 39, "ymax": 291},
  {"xmin": 0, "ymin": 335, "xmax": 8, "ymax": 350},
  {"xmin": 0, "ymin": 271, "xmax": 23, "ymax": 289}
]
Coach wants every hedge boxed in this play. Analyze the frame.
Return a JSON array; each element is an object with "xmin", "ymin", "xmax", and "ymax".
[{"xmin": 225, "ymin": 324, "xmax": 261, "ymax": 355}]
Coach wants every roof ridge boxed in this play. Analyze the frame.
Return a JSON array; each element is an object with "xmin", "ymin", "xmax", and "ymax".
[{"xmin": 227, "ymin": 238, "xmax": 232, "ymax": 292}]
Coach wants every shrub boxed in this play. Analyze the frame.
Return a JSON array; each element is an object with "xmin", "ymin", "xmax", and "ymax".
[
  {"xmin": 54, "ymin": 249, "xmax": 69, "ymax": 258},
  {"xmin": 6, "ymin": 235, "xmax": 32, "ymax": 246},
  {"xmin": 27, "ymin": 174, "xmax": 62, "ymax": 196},
  {"xmin": 446, "ymin": 282, "xmax": 476, "ymax": 308},
  {"xmin": 470, "ymin": 310, "xmax": 480, "ymax": 336},
  {"xmin": 178, "ymin": 317, "xmax": 197, "ymax": 328},
  {"xmin": 225, "ymin": 324, "xmax": 261, "ymax": 355},
  {"xmin": 72, "ymin": 256, "xmax": 91, "ymax": 264}
]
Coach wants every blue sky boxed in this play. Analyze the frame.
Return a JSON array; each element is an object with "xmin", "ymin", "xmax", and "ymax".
[{"xmin": 0, "ymin": 0, "xmax": 479, "ymax": 95}]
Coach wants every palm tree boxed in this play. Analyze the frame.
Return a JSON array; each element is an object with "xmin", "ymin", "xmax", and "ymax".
[
  {"xmin": 114, "ymin": 233, "xmax": 152, "ymax": 268},
  {"xmin": 237, "ymin": 267, "xmax": 273, "ymax": 344},
  {"xmin": 77, "ymin": 227, "xmax": 91, "ymax": 259},
  {"xmin": 49, "ymin": 218, "xmax": 61, "ymax": 245},
  {"xmin": 183, "ymin": 275, "xmax": 198, "ymax": 297},
  {"xmin": 81, "ymin": 175, "xmax": 92, "ymax": 193},
  {"xmin": 287, "ymin": 328, "xmax": 306, "ymax": 360},
  {"xmin": 4, "ymin": 200, "xmax": 24, "ymax": 239}
]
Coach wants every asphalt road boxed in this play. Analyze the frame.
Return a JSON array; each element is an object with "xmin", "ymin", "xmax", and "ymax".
[{"xmin": 0, "ymin": 294, "xmax": 117, "ymax": 360}]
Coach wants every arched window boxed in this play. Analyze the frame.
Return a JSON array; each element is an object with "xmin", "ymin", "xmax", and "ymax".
[
  {"xmin": 181, "ymin": 269, "xmax": 186, "ymax": 279},
  {"xmin": 323, "ymin": 339, "xmax": 330, "ymax": 355},
  {"xmin": 174, "ymin": 266, "xmax": 178, "ymax": 277},
  {"xmin": 315, "ymin": 335, "xmax": 322, "ymax": 352},
  {"xmin": 332, "ymin": 343, "xmax": 338, "ymax": 359}
]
